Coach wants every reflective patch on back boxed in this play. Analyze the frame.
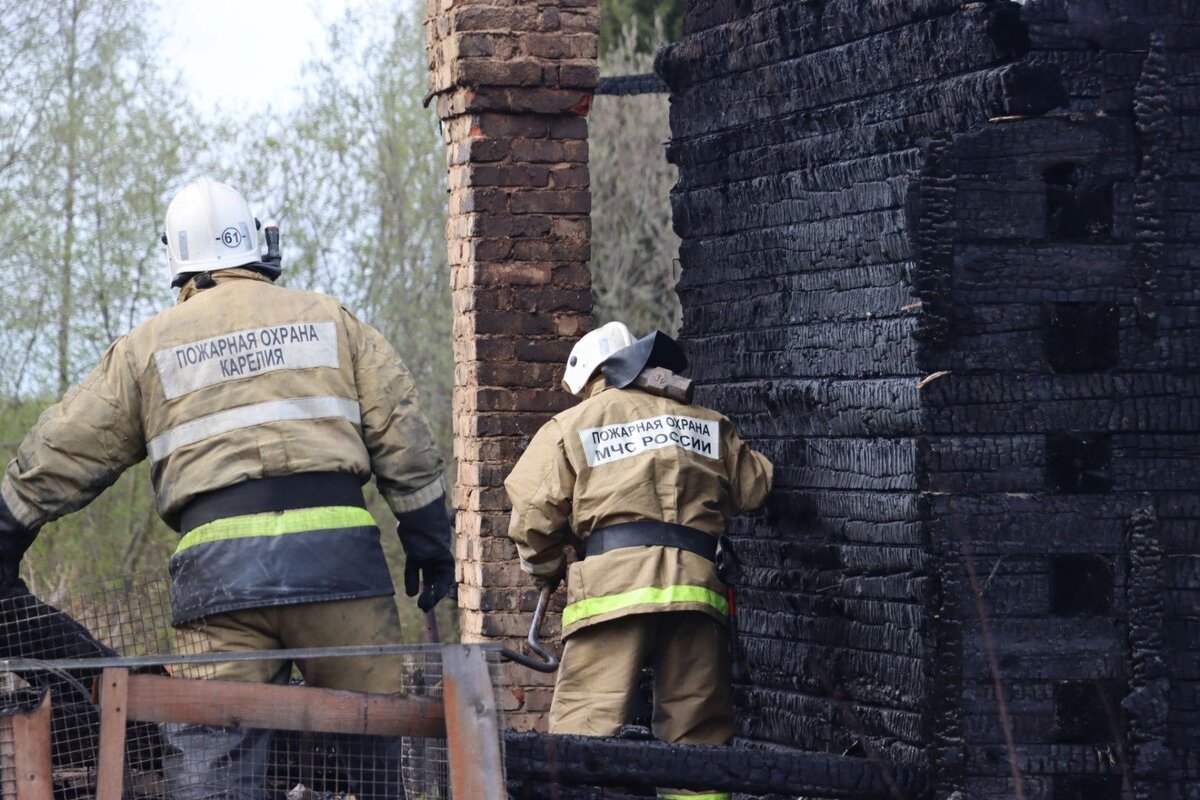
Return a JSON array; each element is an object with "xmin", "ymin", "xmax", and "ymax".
[
  {"xmin": 154, "ymin": 321, "xmax": 339, "ymax": 399},
  {"xmin": 579, "ymin": 414, "xmax": 720, "ymax": 467}
]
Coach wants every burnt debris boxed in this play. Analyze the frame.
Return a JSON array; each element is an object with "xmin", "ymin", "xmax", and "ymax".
[{"xmin": 658, "ymin": 0, "xmax": 1198, "ymax": 797}]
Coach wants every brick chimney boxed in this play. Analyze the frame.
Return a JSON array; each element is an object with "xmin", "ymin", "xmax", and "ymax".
[{"xmin": 424, "ymin": 0, "xmax": 599, "ymax": 730}]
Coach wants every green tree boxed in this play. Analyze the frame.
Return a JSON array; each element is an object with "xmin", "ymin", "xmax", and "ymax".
[
  {"xmin": 589, "ymin": 20, "xmax": 681, "ymax": 336},
  {"xmin": 0, "ymin": 0, "xmax": 197, "ymax": 398},
  {"xmin": 0, "ymin": 0, "xmax": 204, "ymax": 589},
  {"xmin": 600, "ymin": 0, "xmax": 683, "ymax": 53},
  {"xmin": 232, "ymin": 0, "xmax": 453, "ymax": 454}
]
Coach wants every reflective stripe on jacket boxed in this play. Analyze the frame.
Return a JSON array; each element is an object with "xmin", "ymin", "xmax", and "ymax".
[
  {"xmin": 505, "ymin": 379, "xmax": 773, "ymax": 639},
  {"xmin": 2, "ymin": 269, "xmax": 445, "ymax": 620},
  {"xmin": 168, "ymin": 505, "xmax": 393, "ymax": 624}
]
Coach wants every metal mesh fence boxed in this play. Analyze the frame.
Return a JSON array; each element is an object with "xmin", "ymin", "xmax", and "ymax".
[{"xmin": 0, "ymin": 572, "xmax": 502, "ymax": 799}]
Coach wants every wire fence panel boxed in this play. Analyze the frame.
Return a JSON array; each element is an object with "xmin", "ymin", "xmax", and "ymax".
[{"xmin": 0, "ymin": 572, "xmax": 503, "ymax": 800}]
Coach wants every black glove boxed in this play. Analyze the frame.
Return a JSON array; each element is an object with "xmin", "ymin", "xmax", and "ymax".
[
  {"xmin": 396, "ymin": 496, "xmax": 456, "ymax": 612},
  {"xmin": 0, "ymin": 495, "xmax": 36, "ymax": 599},
  {"xmin": 532, "ymin": 561, "xmax": 566, "ymax": 594}
]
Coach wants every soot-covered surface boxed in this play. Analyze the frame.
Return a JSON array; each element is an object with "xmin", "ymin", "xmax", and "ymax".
[{"xmin": 658, "ymin": 0, "xmax": 1199, "ymax": 797}]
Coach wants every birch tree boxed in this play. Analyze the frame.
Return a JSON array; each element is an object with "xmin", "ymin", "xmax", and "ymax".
[
  {"xmin": 589, "ymin": 20, "xmax": 682, "ymax": 336},
  {"xmin": 0, "ymin": 0, "xmax": 195, "ymax": 398}
]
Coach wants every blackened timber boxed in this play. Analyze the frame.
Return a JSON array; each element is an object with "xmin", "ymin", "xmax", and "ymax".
[
  {"xmin": 501, "ymin": 732, "xmax": 930, "ymax": 798},
  {"xmin": 708, "ymin": 379, "xmax": 922, "ymax": 439},
  {"xmin": 662, "ymin": 0, "xmax": 1200, "ymax": 795},
  {"xmin": 921, "ymin": 374, "xmax": 1200, "ymax": 434},
  {"xmin": 665, "ymin": 5, "xmax": 1028, "ymax": 138},
  {"xmin": 667, "ymin": 65, "xmax": 1062, "ymax": 189},
  {"xmin": 686, "ymin": 321, "xmax": 922, "ymax": 381},
  {"xmin": 673, "ymin": 0, "xmax": 990, "ymax": 82}
]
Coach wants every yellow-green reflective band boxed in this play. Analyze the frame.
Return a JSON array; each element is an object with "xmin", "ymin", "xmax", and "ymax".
[
  {"xmin": 563, "ymin": 585, "xmax": 727, "ymax": 628},
  {"xmin": 176, "ymin": 506, "xmax": 377, "ymax": 555},
  {"xmin": 657, "ymin": 793, "xmax": 731, "ymax": 800}
]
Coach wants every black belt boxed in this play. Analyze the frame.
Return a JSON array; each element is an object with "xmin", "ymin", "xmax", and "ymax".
[
  {"xmin": 581, "ymin": 521, "xmax": 718, "ymax": 562},
  {"xmin": 179, "ymin": 472, "xmax": 367, "ymax": 534}
]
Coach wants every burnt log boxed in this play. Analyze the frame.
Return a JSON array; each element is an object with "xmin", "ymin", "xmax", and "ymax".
[{"xmin": 502, "ymin": 731, "xmax": 929, "ymax": 799}]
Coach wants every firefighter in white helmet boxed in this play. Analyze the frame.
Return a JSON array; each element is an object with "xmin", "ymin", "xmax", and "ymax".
[
  {"xmin": 0, "ymin": 177, "xmax": 453, "ymax": 799},
  {"xmin": 505, "ymin": 322, "xmax": 774, "ymax": 800}
]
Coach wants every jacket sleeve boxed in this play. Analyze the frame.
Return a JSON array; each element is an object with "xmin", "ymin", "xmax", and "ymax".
[
  {"xmin": 504, "ymin": 419, "xmax": 575, "ymax": 580},
  {"xmin": 723, "ymin": 422, "xmax": 773, "ymax": 513},
  {"xmin": 343, "ymin": 308, "xmax": 446, "ymax": 516},
  {"xmin": 1, "ymin": 337, "xmax": 145, "ymax": 532}
]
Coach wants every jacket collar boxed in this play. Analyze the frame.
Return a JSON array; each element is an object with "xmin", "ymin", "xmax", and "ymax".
[
  {"xmin": 177, "ymin": 268, "xmax": 272, "ymax": 304},
  {"xmin": 583, "ymin": 376, "xmax": 610, "ymax": 399}
]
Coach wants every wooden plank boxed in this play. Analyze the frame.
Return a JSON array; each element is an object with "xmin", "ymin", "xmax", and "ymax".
[
  {"xmin": 443, "ymin": 644, "xmax": 505, "ymax": 800},
  {"xmin": 95, "ymin": 668, "xmax": 129, "ymax": 800},
  {"xmin": 123, "ymin": 674, "xmax": 445, "ymax": 738},
  {"xmin": 8, "ymin": 691, "xmax": 53, "ymax": 800}
]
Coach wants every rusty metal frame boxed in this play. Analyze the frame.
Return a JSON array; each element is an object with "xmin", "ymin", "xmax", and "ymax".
[{"xmin": 91, "ymin": 645, "xmax": 504, "ymax": 800}]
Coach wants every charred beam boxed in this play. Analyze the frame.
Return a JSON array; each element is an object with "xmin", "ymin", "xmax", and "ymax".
[{"xmin": 502, "ymin": 731, "xmax": 930, "ymax": 799}]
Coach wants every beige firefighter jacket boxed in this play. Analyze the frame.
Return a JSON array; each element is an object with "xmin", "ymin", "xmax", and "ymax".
[
  {"xmin": 505, "ymin": 378, "xmax": 773, "ymax": 639},
  {"xmin": 1, "ymin": 269, "xmax": 445, "ymax": 532}
]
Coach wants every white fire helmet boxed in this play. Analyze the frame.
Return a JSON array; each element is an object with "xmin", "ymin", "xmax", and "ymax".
[
  {"xmin": 163, "ymin": 177, "xmax": 260, "ymax": 287},
  {"xmin": 562, "ymin": 321, "xmax": 636, "ymax": 395}
]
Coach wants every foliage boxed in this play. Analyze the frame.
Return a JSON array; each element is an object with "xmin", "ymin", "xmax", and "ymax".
[
  {"xmin": 599, "ymin": 0, "xmax": 683, "ymax": 54},
  {"xmin": 0, "ymin": 0, "xmax": 679, "ymax": 645},
  {"xmin": 0, "ymin": 0, "xmax": 196, "ymax": 398},
  {"xmin": 589, "ymin": 20, "xmax": 682, "ymax": 337},
  {"xmin": 217, "ymin": 1, "xmax": 453, "ymax": 457},
  {"xmin": 0, "ymin": 0, "xmax": 455, "ymax": 642}
]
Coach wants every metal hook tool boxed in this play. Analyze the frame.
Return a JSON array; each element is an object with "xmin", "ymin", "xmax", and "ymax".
[{"xmin": 501, "ymin": 586, "xmax": 559, "ymax": 673}]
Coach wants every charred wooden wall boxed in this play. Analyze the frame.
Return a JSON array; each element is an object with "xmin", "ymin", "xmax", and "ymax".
[{"xmin": 659, "ymin": 0, "xmax": 1199, "ymax": 797}]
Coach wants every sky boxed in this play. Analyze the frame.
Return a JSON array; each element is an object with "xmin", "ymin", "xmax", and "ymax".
[{"xmin": 158, "ymin": 0, "xmax": 339, "ymax": 115}]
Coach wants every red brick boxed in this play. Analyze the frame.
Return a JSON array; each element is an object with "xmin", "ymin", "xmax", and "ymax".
[
  {"xmin": 516, "ymin": 338, "xmax": 577, "ymax": 363},
  {"xmin": 559, "ymin": 7, "xmax": 601, "ymax": 34},
  {"xmin": 466, "ymin": 238, "xmax": 513, "ymax": 261},
  {"xmin": 469, "ymin": 360, "xmax": 563, "ymax": 387},
  {"xmin": 471, "ymin": 260, "xmax": 554, "ymax": 286},
  {"xmin": 452, "ymin": 32, "xmax": 518, "ymax": 59},
  {"xmin": 510, "ymin": 188, "xmax": 590, "ymax": 214},
  {"xmin": 549, "ymin": 116, "xmax": 588, "ymax": 138},
  {"xmin": 559, "ymin": 64, "xmax": 600, "ymax": 88},
  {"xmin": 455, "ymin": 136, "xmax": 510, "ymax": 163},
  {"xmin": 469, "ymin": 213, "xmax": 553, "ymax": 238},
  {"xmin": 457, "ymin": 58, "xmax": 544, "ymax": 88},
  {"xmin": 466, "ymin": 87, "xmax": 597, "ymax": 116},
  {"xmin": 510, "ymin": 238, "xmax": 590, "ymax": 262},
  {"xmin": 449, "ymin": 187, "xmax": 509, "ymax": 215},
  {"xmin": 479, "ymin": 612, "xmax": 543, "ymax": 638},
  {"xmin": 451, "ymin": 5, "xmax": 539, "ymax": 32},
  {"xmin": 551, "ymin": 164, "xmax": 590, "ymax": 189},
  {"xmin": 470, "ymin": 164, "xmax": 551, "ymax": 188},
  {"xmin": 551, "ymin": 262, "xmax": 592, "ymax": 289},
  {"xmin": 554, "ymin": 313, "xmax": 590, "ymax": 338},
  {"xmin": 463, "ymin": 336, "xmax": 518, "ymax": 361},
  {"xmin": 465, "ymin": 411, "xmax": 557, "ymax": 437},
  {"xmin": 472, "ymin": 309, "xmax": 559, "ymax": 335},
  {"xmin": 522, "ymin": 33, "xmax": 594, "ymax": 60},
  {"xmin": 538, "ymin": 6, "xmax": 561, "ymax": 30},
  {"xmin": 510, "ymin": 138, "xmax": 569, "ymax": 163},
  {"xmin": 455, "ymin": 510, "xmax": 512, "ymax": 539},
  {"xmin": 521, "ymin": 687, "xmax": 557, "ymax": 713},
  {"xmin": 551, "ymin": 217, "xmax": 591, "ymax": 238},
  {"xmin": 562, "ymin": 140, "xmax": 588, "ymax": 162},
  {"xmin": 471, "ymin": 113, "xmax": 549, "ymax": 139}
]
